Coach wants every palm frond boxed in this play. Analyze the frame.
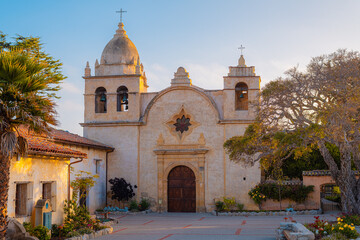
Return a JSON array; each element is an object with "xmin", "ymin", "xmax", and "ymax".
[{"xmin": 1, "ymin": 131, "xmax": 16, "ymax": 157}]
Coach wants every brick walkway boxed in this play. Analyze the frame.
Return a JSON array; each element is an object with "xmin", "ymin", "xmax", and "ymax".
[{"xmin": 94, "ymin": 212, "xmax": 339, "ymax": 240}]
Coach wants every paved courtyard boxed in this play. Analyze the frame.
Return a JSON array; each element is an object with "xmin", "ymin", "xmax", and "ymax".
[{"xmin": 95, "ymin": 212, "xmax": 339, "ymax": 240}]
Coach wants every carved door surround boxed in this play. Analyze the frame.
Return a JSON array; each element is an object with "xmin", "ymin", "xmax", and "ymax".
[{"xmin": 154, "ymin": 142, "xmax": 208, "ymax": 213}]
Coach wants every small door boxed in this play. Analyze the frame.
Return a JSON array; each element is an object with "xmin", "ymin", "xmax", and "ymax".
[
  {"xmin": 43, "ymin": 212, "xmax": 52, "ymax": 229},
  {"xmin": 168, "ymin": 166, "xmax": 196, "ymax": 212}
]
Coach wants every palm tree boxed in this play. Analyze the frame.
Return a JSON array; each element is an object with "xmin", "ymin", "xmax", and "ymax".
[{"xmin": 0, "ymin": 41, "xmax": 63, "ymax": 238}]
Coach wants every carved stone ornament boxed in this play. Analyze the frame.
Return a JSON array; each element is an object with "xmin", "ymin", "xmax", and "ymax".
[{"xmin": 165, "ymin": 106, "xmax": 199, "ymax": 142}]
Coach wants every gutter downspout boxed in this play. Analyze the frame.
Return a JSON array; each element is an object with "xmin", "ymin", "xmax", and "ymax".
[
  {"xmin": 105, "ymin": 149, "xmax": 114, "ymax": 206},
  {"xmin": 68, "ymin": 158, "xmax": 83, "ymax": 201}
]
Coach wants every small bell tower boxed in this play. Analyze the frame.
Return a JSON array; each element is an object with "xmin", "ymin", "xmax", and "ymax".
[{"xmin": 223, "ymin": 46, "xmax": 261, "ymax": 120}]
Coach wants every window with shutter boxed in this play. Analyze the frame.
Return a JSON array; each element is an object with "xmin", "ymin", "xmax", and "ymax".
[
  {"xmin": 15, "ymin": 184, "xmax": 27, "ymax": 216},
  {"xmin": 42, "ymin": 183, "xmax": 52, "ymax": 200},
  {"xmin": 95, "ymin": 159, "xmax": 102, "ymax": 174}
]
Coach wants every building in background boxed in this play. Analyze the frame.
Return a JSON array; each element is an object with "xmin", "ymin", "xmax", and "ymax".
[
  {"xmin": 81, "ymin": 21, "xmax": 261, "ymax": 212},
  {"xmin": 8, "ymin": 128, "xmax": 113, "ymax": 225}
]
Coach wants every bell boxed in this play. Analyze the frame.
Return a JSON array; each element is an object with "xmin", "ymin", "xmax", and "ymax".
[
  {"xmin": 239, "ymin": 94, "xmax": 244, "ymax": 98},
  {"xmin": 122, "ymin": 95, "xmax": 128, "ymax": 103},
  {"xmin": 100, "ymin": 94, "xmax": 106, "ymax": 102}
]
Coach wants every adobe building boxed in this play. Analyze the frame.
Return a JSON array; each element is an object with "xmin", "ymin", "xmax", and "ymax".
[{"xmin": 81, "ymin": 21, "xmax": 261, "ymax": 212}]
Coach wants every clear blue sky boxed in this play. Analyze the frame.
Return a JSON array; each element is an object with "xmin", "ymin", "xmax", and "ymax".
[{"xmin": 1, "ymin": 0, "xmax": 360, "ymax": 135}]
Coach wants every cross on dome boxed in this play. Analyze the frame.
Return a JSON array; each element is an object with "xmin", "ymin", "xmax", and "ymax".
[
  {"xmin": 238, "ymin": 45, "xmax": 245, "ymax": 55},
  {"xmin": 116, "ymin": 8, "xmax": 127, "ymax": 23}
]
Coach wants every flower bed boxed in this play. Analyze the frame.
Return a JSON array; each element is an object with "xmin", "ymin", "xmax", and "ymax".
[
  {"xmin": 212, "ymin": 209, "xmax": 320, "ymax": 216},
  {"xmin": 304, "ymin": 216, "xmax": 359, "ymax": 239}
]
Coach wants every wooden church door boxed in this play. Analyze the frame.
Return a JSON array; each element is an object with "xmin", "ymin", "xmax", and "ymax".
[{"xmin": 167, "ymin": 166, "xmax": 196, "ymax": 212}]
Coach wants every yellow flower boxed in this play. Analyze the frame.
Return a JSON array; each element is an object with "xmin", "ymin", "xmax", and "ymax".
[
  {"xmin": 339, "ymin": 227, "xmax": 344, "ymax": 230},
  {"xmin": 344, "ymin": 224, "xmax": 348, "ymax": 227}
]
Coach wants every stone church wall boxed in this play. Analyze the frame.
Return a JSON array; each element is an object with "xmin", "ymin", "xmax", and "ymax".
[{"xmin": 85, "ymin": 126, "xmax": 140, "ymax": 199}]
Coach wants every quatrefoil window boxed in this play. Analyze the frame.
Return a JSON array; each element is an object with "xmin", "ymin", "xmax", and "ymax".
[
  {"xmin": 165, "ymin": 106, "xmax": 199, "ymax": 142},
  {"xmin": 174, "ymin": 115, "xmax": 191, "ymax": 133}
]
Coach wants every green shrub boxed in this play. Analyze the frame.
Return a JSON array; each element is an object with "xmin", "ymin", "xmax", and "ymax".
[
  {"xmin": 237, "ymin": 203, "xmax": 244, "ymax": 211},
  {"xmin": 340, "ymin": 214, "xmax": 360, "ymax": 226},
  {"xmin": 78, "ymin": 227, "xmax": 94, "ymax": 235},
  {"xmin": 129, "ymin": 200, "xmax": 138, "ymax": 211},
  {"xmin": 22, "ymin": 223, "xmax": 50, "ymax": 240},
  {"xmin": 94, "ymin": 225, "xmax": 108, "ymax": 231},
  {"xmin": 215, "ymin": 201, "xmax": 225, "ymax": 212},
  {"xmin": 23, "ymin": 222, "xmax": 32, "ymax": 233},
  {"xmin": 325, "ymin": 195, "xmax": 341, "ymax": 203},
  {"xmin": 223, "ymin": 197, "xmax": 237, "ymax": 211},
  {"xmin": 66, "ymin": 230, "xmax": 81, "ymax": 237},
  {"xmin": 322, "ymin": 232, "xmax": 347, "ymax": 240},
  {"xmin": 51, "ymin": 224, "xmax": 60, "ymax": 237},
  {"xmin": 32, "ymin": 226, "xmax": 50, "ymax": 240},
  {"xmin": 138, "ymin": 198, "xmax": 151, "ymax": 211},
  {"xmin": 249, "ymin": 183, "xmax": 314, "ymax": 204}
]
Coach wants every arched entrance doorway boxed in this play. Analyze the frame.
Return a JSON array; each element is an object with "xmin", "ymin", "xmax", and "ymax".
[{"xmin": 167, "ymin": 166, "xmax": 196, "ymax": 212}]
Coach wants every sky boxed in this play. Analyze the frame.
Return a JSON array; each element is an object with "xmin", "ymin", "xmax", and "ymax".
[{"xmin": 1, "ymin": 0, "xmax": 360, "ymax": 135}]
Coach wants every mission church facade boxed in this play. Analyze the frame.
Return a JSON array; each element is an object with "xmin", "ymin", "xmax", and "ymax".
[{"xmin": 81, "ymin": 21, "xmax": 261, "ymax": 212}]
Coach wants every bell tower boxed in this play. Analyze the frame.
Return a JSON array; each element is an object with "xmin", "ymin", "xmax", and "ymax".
[
  {"xmin": 222, "ymin": 50, "xmax": 261, "ymax": 121},
  {"xmin": 82, "ymin": 20, "xmax": 148, "ymax": 136}
]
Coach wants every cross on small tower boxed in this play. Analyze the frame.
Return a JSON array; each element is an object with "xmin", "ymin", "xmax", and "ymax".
[
  {"xmin": 116, "ymin": 8, "xmax": 127, "ymax": 23},
  {"xmin": 238, "ymin": 45, "xmax": 245, "ymax": 55}
]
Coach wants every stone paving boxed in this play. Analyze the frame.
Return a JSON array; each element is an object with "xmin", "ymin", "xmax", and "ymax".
[{"xmin": 95, "ymin": 212, "xmax": 339, "ymax": 240}]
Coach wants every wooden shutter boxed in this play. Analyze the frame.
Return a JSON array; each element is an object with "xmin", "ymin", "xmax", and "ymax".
[
  {"xmin": 42, "ymin": 183, "xmax": 51, "ymax": 200},
  {"xmin": 51, "ymin": 182, "xmax": 57, "ymax": 212},
  {"xmin": 15, "ymin": 184, "xmax": 28, "ymax": 216},
  {"xmin": 26, "ymin": 182, "xmax": 33, "ymax": 216}
]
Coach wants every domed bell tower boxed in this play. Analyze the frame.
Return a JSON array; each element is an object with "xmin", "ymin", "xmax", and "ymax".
[{"xmin": 82, "ymin": 20, "xmax": 148, "ymax": 135}]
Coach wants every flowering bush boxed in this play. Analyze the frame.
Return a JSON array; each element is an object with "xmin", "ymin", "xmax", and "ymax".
[
  {"xmin": 305, "ymin": 216, "xmax": 332, "ymax": 238},
  {"xmin": 332, "ymin": 217, "xmax": 359, "ymax": 239},
  {"xmin": 340, "ymin": 213, "xmax": 360, "ymax": 226},
  {"xmin": 305, "ymin": 216, "xmax": 359, "ymax": 239},
  {"xmin": 248, "ymin": 187, "xmax": 266, "ymax": 205},
  {"xmin": 223, "ymin": 197, "xmax": 237, "ymax": 211},
  {"xmin": 215, "ymin": 198, "xmax": 244, "ymax": 212}
]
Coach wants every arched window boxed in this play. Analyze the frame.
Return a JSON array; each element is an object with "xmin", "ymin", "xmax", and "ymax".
[
  {"xmin": 95, "ymin": 87, "xmax": 107, "ymax": 113},
  {"xmin": 235, "ymin": 82, "xmax": 248, "ymax": 110},
  {"xmin": 117, "ymin": 86, "xmax": 128, "ymax": 112}
]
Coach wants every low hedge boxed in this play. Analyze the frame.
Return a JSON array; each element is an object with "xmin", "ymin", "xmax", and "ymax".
[{"xmin": 250, "ymin": 183, "xmax": 314, "ymax": 203}]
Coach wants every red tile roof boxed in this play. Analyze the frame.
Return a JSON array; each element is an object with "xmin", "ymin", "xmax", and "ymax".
[
  {"xmin": 50, "ymin": 128, "xmax": 113, "ymax": 150},
  {"xmin": 18, "ymin": 128, "xmax": 87, "ymax": 158}
]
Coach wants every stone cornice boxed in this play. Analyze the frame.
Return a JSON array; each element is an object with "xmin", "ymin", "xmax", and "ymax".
[
  {"xmin": 80, "ymin": 121, "xmax": 144, "ymax": 127},
  {"xmin": 154, "ymin": 148, "xmax": 209, "ymax": 155},
  {"xmin": 81, "ymin": 119, "xmax": 254, "ymax": 127},
  {"xmin": 83, "ymin": 74, "xmax": 143, "ymax": 79}
]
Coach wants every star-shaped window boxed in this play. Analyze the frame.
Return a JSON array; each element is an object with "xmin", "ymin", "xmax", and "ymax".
[{"xmin": 174, "ymin": 115, "xmax": 191, "ymax": 133}]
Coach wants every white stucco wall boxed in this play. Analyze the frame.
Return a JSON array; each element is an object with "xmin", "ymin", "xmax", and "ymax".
[
  {"xmin": 8, "ymin": 156, "xmax": 69, "ymax": 225},
  {"xmin": 68, "ymin": 146, "xmax": 109, "ymax": 213}
]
